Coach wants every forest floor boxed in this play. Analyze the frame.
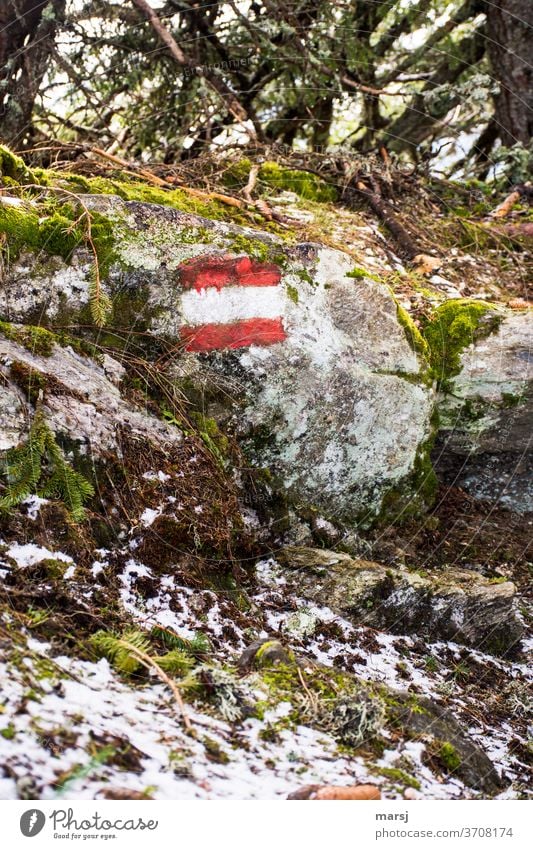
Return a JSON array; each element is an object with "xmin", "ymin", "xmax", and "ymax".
[{"xmin": 0, "ymin": 489, "xmax": 531, "ymax": 801}]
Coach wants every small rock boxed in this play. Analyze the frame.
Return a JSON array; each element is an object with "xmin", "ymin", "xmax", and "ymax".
[
  {"xmin": 238, "ymin": 638, "xmax": 291, "ymax": 671},
  {"xmin": 282, "ymin": 609, "xmax": 320, "ymax": 639}
]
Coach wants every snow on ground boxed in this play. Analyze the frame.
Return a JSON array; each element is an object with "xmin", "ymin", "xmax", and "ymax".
[
  {"xmin": 0, "ymin": 544, "xmax": 530, "ymax": 800},
  {"xmin": 0, "ymin": 644, "xmax": 371, "ymax": 800}
]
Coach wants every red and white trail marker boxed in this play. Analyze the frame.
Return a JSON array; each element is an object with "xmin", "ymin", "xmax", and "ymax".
[{"xmin": 178, "ymin": 254, "xmax": 287, "ymax": 352}]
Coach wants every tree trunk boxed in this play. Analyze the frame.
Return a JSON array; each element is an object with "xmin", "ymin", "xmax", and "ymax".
[
  {"xmin": 0, "ymin": 0, "xmax": 65, "ymax": 148},
  {"xmin": 486, "ymin": 0, "xmax": 533, "ymax": 146}
]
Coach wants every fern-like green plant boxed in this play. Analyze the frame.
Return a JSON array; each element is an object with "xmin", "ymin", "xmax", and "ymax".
[
  {"xmin": 91, "ymin": 629, "xmax": 151, "ymax": 675},
  {"xmin": 151, "ymin": 625, "xmax": 211, "ymax": 658},
  {"xmin": 0, "ymin": 411, "xmax": 94, "ymax": 522},
  {"xmin": 91, "ymin": 629, "xmax": 193, "ymax": 731},
  {"xmin": 88, "ymin": 264, "xmax": 113, "ymax": 327},
  {"xmin": 154, "ymin": 649, "xmax": 195, "ymax": 677}
]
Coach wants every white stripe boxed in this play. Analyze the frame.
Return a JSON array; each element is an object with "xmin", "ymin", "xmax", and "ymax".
[{"xmin": 180, "ymin": 285, "xmax": 285, "ymax": 326}]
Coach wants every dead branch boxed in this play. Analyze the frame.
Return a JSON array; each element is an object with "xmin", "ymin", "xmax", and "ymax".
[
  {"xmin": 355, "ymin": 179, "xmax": 421, "ymax": 260},
  {"xmin": 130, "ymin": 0, "xmax": 251, "ymax": 125}
]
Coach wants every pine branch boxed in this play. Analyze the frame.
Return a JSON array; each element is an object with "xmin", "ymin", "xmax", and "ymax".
[
  {"xmin": 0, "ymin": 410, "xmax": 94, "ymax": 521},
  {"xmin": 151, "ymin": 625, "xmax": 211, "ymax": 658},
  {"xmin": 92, "ymin": 629, "xmax": 193, "ymax": 731}
]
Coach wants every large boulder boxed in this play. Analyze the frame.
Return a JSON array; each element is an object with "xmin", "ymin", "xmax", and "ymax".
[
  {"xmin": 1, "ymin": 197, "xmax": 434, "ymax": 526},
  {"xmin": 277, "ymin": 546, "xmax": 523, "ymax": 654},
  {"xmin": 435, "ymin": 311, "xmax": 532, "ymax": 513}
]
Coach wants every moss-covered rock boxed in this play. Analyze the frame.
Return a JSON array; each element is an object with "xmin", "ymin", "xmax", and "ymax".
[
  {"xmin": 276, "ymin": 546, "xmax": 522, "ymax": 653},
  {"xmin": 423, "ymin": 299, "xmax": 501, "ymax": 389}
]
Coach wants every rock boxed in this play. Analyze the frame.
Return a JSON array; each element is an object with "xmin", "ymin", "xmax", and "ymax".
[
  {"xmin": 282, "ymin": 608, "xmax": 320, "ymax": 639},
  {"xmin": 435, "ymin": 311, "xmax": 532, "ymax": 512},
  {"xmin": 0, "ymin": 327, "xmax": 246, "ymax": 558},
  {"xmin": 3, "ymin": 196, "xmax": 435, "ymax": 525},
  {"xmin": 0, "ymin": 334, "xmax": 182, "ymax": 456},
  {"xmin": 388, "ymin": 693, "xmax": 505, "ymax": 795},
  {"xmin": 278, "ymin": 547, "xmax": 523, "ymax": 654},
  {"xmin": 238, "ymin": 639, "xmax": 291, "ymax": 671},
  {"xmin": 0, "ymin": 385, "xmax": 27, "ymax": 450},
  {"xmin": 288, "ymin": 784, "xmax": 381, "ymax": 800}
]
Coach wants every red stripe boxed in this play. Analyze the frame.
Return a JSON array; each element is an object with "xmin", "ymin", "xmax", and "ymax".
[
  {"xmin": 179, "ymin": 254, "xmax": 281, "ymax": 291},
  {"xmin": 181, "ymin": 318, "xmax": 286, "ymax": 352}
]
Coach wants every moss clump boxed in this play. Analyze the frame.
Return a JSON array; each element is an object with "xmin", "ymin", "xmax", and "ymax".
[
  {"xmin": 202, "ymin": 736, "xmax": 230, "ymax": 764},
  {"xmin": 37, "ymin": 559, "xmax": 70, "ymax": 579},
  {"xmin": 224, "ymin": 158, "xmax": 336, "ymax": 203},
  {"xmin": 286, "ymin": 284, "xmax": 299, "ymax": 304},
  {"xmin": 0, "ymin": 321, "xmax": 56, "ymax": 356},
  {"xmin": 439, "ymin": 741, "xmax": 461, "ymax": 773},
  {"xmin": 346, "ymin": 266, "xmax": 381, "ymax": 283},
  {"xmin": 189, "ymin": 413, "xmax": 229, "ymax": 469},
  {"xmin": 396, "ymin": 304, "xmax": 430, "ymax": 362},
  {"xmin": 0, "ymin": 724, "xmax": 16, "ymax": 740},
  {"xmin": 0, "ymin": 205, "xmax": 41, "ymax": 257},
  {"xmin": 423, "ymin": 300, "xmax": 502, "ymax": 389},
  {"xmin": 0, "ymin": 145, "xmax": 36, "ymax": 184},
  {"xmin": 376, "ymin": 766, "xmax": 421, "ymax": 790},
  {"xmin": 258, "ymin": 162, "xmax": 337, "ymax": 203},
  {"xmin": 226, "ymin": 232, "xmax": 286, "ymax": 265},
  {"xmin": 0, "ymin": 201, "xmax": 116, "ymax": 274}
]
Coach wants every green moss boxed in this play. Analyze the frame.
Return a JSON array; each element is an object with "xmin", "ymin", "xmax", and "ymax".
[
  {"xmin": 396, "ymin": 304, "xmax": 430, "ymax": 362},
  {"xmin": 0, "ymin": 200, "xmax": 116, "ymax": 276},
  {"xmin": 190, "ymin": 412, "xmax": 229, "ymax": 469},
  {"xmin": 223, "ymin": 157, "xmax": 254, "ymax": 187},
  {"xmin": 286, "ymin": 284, "xmax": 299, "ymax": 304},
  {"xmin": 376, "ymin": 766, "xmax": 421, "ymax": 790},
  {"xmin": 346, "ymin": 266, "xmax": 381, "ymax": 283},
  {"xmin": 0, "ymin": 205, "xmax": 41, "ymax": 257},
  {"xmin": 501, "ymin": 392, "xmax": 523, "ymax": 408},
  {"xmin": 423, "ymin": 300, "xmax": 502, "ymax": 390},
  {"xmin": 0, "ymin": 724, "xmax": 16, "ymax": 740},
  {"xmin": 439, "ymin": 741, "xmax": 461, "ymax": 772},
  {"xmin": 38, "ymin": 559, "xmax": 70, "ymax": 579},
  {"xmin": 0, "ymin": 145, "xmax": 36, "ymax": 184},
  {"xmin": 0, "ymin": 321, "xmax": 56, "ymax": 356},
  {"xmin": 258, "ymin": 162, "xmax": 337, "ymax": 203},
  {"xmin": 75, "ymin": 175, "xmax": 251, "ymax": 226},
  {"xmin": 202, "ymin": 736, "xmax": 230, "ymax": 764},
  {"xmin": 297, "ymin": 268, "xmax": 315, "ymax": 286},
  {"xmin": 224, "ymin": 158, "xmax": 336, "ymax": 203},
  {"xmin": 225, "ymin": 232, "xmax": 286, "ymax": 266},
  {"xmin": 260, "ymin": 658, "xmax": 354, "ymax": 724}
]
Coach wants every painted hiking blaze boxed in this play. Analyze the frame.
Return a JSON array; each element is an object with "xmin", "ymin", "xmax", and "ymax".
[{"xmin": 178, "ymin": 254, "xmax": 287, "ymax": 352}]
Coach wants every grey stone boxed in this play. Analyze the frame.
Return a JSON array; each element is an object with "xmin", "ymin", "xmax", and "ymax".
[
  {"xmin": 388, "ymin": 693, "xmax": 505, "ymax": 795},
  {"xmin": 436, "ymin": 312, "xmax": 533, "ymax": 512},
  {"xmin": 0, "ymin": 334, "xmax": 182, "ymax": 456},
  {"xmin": 278, "ymin": 546, "xmax": 523, "ymax": 654}
]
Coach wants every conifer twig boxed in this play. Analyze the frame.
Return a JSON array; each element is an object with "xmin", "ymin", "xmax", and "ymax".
[{"xmin": 114, "ymin": 638, "xmax": 193, "ymax": 732}]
